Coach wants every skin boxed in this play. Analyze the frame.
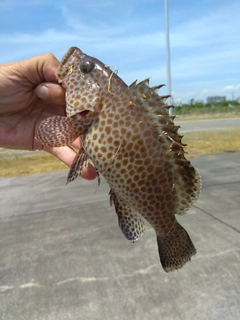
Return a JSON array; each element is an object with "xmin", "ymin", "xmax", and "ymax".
[{"xmin": 0, "ymin": 52, "xmax": 96, "ymax": 180}]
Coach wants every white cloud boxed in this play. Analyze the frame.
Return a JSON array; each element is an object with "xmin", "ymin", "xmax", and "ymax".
[{"xmin": 223, "ymin": 85, "xmax": 240, "ymax": 92}]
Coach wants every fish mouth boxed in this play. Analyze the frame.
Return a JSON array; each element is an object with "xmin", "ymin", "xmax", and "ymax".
[
  {"xmin": 79, "ymin": 110, "xmax": 90, "ymax": 118},
  {"xmin": 72, "ymin": 110, "xmax": 91, "ymax": 120}
]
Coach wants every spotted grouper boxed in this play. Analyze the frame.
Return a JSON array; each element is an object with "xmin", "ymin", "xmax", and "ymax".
[{"xmin": 36, "ymin": 47, "xmax": 201, "ymax": 272}]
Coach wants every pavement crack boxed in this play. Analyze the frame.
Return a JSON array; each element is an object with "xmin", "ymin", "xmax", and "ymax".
[
  {"xmin": 19, "ymin": 282, "xmax": 42, "ymax": 289},
  {"xmin": 55, "ymin": 264, "xmax": 158, "ymax": 286},
  {"xmin": 193, "ymin": 204, "xmax": 240, "ymax": 234},
  {"xmin": 56, "ymin": 276, "xmax": 109, "ymax": 285},
  {"xmin": 194, "ymin": 248, "xmax": 239, "ymax": 260},
  {"xmin": 0, "ymin": 265, "xmax": 158, "ymax": 292},
  {"xmin": 123, "ymin": 264, "xmax": 158, "ymax": 278},
  {"xmin": 0, "ymin": 286, "xmax": 14, "ymax": 292},
  {"xmin": 0, "ymin": 282, "xmax": 42, "ymax": 292}
]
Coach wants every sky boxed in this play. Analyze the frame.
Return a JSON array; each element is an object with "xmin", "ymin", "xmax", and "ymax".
[{"xmin": 0, "ymin": 0, "xmax": 239, "ymax": 103}]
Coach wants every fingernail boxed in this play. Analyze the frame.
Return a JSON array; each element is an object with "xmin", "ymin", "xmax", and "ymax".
[{"xmin": 36, "ymin": 84, "xmax": 49, "ymax": 100}]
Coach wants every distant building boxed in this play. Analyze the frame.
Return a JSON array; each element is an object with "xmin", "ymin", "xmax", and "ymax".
[
  {"xmin": 207, "ymin": 96, "xmax": 226, "ymax": 103},
  {"xmin": 189, "ymin": 99, "xmax": 204, "ymax": 105},
  {"xmin": 189, "ymin": 98, "xmax": 195, "ymax": 105}
]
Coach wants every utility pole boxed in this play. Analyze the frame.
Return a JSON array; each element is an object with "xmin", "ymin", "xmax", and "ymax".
[{"xmin": 164, "ymin": 0, "xmax": 172, "ymax": 115}]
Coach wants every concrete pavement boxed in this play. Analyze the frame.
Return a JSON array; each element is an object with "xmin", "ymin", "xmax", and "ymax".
[
  {"xmin": 176, "ymin": 117, "xmax": 240, "ymax": 133},
  {"xmin": 0, "ymin": 152, "xmax": 239, "ymax": 320}
]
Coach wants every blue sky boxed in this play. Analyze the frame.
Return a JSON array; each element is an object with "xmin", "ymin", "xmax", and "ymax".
[{"xmin": 1, "ymin": 0, "xmax": 239, "ymax": 103}]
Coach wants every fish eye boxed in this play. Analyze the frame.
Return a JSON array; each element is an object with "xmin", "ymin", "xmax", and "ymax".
[{"xmin": 80, "ymin": 61, "xmax": 94, "ymax": 74}]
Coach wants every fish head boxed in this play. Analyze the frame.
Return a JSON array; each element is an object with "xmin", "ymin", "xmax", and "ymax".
[{"xmin": 56, "ymin": 47, "xmax": 126, "ymax": 118}]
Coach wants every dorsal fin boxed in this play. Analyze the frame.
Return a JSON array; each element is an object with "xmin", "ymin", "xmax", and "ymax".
[
  {"xmin": 137, "ymin": 78, "xmax": 150, "ymax": 86},
  {"xmin": 149, "ymin": 84, "xmax": 165, "ymax": 94},
  {"xmin": 128, "ymin": 79, "xmax": 201, "ymax": 214},
  {"xmin": 129, "ymin": 79, "xmax": 138, "ymax": 87}
]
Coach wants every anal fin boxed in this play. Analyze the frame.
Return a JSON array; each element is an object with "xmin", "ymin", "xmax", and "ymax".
[{"xmin": 109, "ymin": 188, "xmax": 145, "ymax": 242}]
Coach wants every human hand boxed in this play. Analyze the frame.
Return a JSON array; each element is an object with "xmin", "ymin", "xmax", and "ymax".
[{"xmin": 0, "ymin": 53, "xmax": 96, "ymax": 180}]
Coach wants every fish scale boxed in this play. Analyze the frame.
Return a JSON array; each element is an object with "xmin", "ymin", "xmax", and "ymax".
[{"xmin": 36, "ymin": 47, "xmax": 201, "ymax": 272}]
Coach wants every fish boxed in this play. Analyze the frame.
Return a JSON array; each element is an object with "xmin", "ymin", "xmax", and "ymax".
[{"xmin": 36, "ymin": 47, "xmax": 201, "ymax": 272}]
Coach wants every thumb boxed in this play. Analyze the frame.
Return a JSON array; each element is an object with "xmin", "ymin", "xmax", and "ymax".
[{"xmin": 35, "ymin": 83, "xmax": 66, "ymax": 105}]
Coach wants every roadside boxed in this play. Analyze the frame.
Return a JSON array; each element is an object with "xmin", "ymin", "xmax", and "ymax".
[
  {"xmin": 0, "ymin": 117, "xmax": 239, "ymax": 177},
  {"xmin": 175, "ymin": 112, "xmax": 240, "ymax": 121},
  {"xmin": 0, "ymin": 148, "xmax": 44, "ymax": 159}
]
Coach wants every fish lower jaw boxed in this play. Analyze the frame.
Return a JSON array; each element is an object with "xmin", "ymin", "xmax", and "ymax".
[{"xmin": 71, "ymin": 110, "xmax": 91, "ymax": 120}]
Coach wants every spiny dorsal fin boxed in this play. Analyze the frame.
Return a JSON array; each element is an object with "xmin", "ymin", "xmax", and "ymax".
[
  {"xmin": 137, "ymin": 78, "xmax": 150, "ymax": 86},
  {"xmin": 129, "ymin": 80, "xmax": 185, "ymax": 157},
  {"xmin": 128, "ymin": 79, "xmax": 201, "ymax": 214},
  {"xmin": 129, "ymin": 80, "xmax": 138, "ymax": 87},
  {"xmin": 149, "ymin": 84, "xmax": 165, "ymax": 94},
  {"xmin": 159, "ymin": 94, "xmax": 171, "ymax": 101}
]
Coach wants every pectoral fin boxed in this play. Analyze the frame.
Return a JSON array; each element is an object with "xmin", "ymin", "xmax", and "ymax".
[
  {"xmin": 109, "ymin": 189, "xmax": 145, "ymax": 243},
  {"xmin": 36, "ymin": 116, "xmax": 90, "ymax": 147}
]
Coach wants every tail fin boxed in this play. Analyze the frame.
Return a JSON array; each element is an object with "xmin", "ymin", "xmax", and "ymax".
[{"xmin": 157, "ymin": 222, "xmax": 196, "ymax": 272}]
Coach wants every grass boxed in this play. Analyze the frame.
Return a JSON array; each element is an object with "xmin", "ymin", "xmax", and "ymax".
[
  {"xmin": 175, "ymin": 112, "xmax": 240, "ymax": 121},
  {"xmin": 0, "ymin": 127, "xmax": 239, "ymax": 178},
  {"xmin": 182, "ymin": 127, "xmax": 240, "ymax": 158},
  {"xmin": 0, "ymin": 153, "xmax": 67, "ymax": 178},
  {"xmin": 173, "ymin": 103, "xmax": 240, "ymax": 119}
]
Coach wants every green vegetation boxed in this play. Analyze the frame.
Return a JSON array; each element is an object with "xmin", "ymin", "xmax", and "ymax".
[
  {"xmin": 173, "ymin": 100, "xmax": 240, "ymax": 117},
  {"xmin": 0, "ymin": 127, "xmax": 240, "ymax": 178},
  {"xmin": 0, "ymin": 153, "xmax": 67, "ymax": 178},
  {"xmin": 183, "ymin": 127, "xmax": 240, "ymax": 158}
]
